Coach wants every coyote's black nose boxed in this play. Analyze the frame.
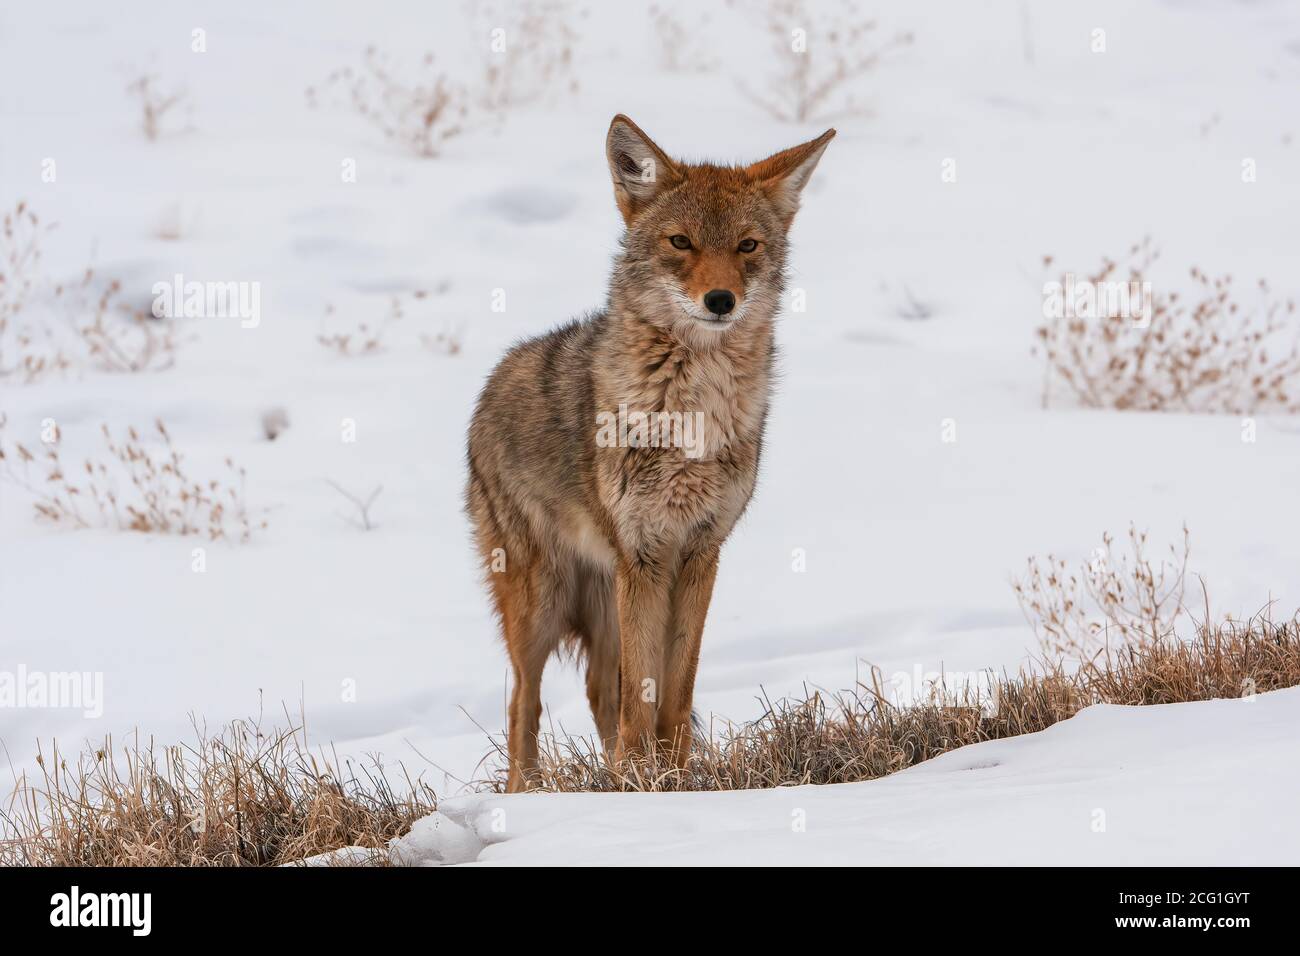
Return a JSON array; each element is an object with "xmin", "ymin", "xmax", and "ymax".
[{"xmin": 703, "ymin": 289, "xmax": 736, "ymax": 316}]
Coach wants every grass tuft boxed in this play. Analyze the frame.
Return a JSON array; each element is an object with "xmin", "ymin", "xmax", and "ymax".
[
  {"xmin": 4, "ymin": 610, "xmax": 1297, "ymax": 864},
  {"xmin": 2, "ymin": 712, "xmax": 435, "ymax": 867},
  {"xmin": 507, "ymin": 611, "xmax": 1300, "ymax": 793}
]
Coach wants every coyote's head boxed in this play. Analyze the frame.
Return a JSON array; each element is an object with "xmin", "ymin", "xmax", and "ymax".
[{"xmin": 605, "ymin": 114, "xmax": 834, "ymax": 340}]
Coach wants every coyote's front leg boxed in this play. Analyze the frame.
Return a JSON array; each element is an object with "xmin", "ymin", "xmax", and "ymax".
[
  {"xmin": 658, "ymin": 544, "xmax": 720, "ymax": 767},
  {"xmin": 613, "ymin": 550, "xmax": 673, "ymax": 760}
]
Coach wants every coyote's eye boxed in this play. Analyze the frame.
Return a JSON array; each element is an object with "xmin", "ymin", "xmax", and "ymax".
[
  {"xmin": 668, "ymin": 235, "xmax": 692, "ymax": 250},
  {"xmin": 737, "ymin": 238, "xmax": 759, "ymax": 253}
]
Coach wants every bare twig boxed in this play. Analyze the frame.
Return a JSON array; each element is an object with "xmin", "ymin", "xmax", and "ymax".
[
  {"xmin": 325, "ymin": 479, "xmax": 383, "ymax": 531},
  {"xmin": 738, "ymin": 0, "xmax": 912, "ymax": 123}
]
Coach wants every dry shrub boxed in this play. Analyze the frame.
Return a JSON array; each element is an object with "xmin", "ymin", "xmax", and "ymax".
[
  {"xmin": 471, "ymin": 0, "xmax": 582, "ymax": 110},
  {"xmin": 0, "ymin": 417, "xmax": 265, "ymax": 541},
  {"xmin": 307, "ymin": 3, "xmax": 581, "ymax": 153},
  {"xmin": 8, "ymin": 272, "xmax": 180, "ymax": 382},
  {"xmin": 3, "ymin": 608, "xmax": 1295, "ymax": 861},
  {"xmin": 506, "ymin": 610, "xmax": 1298, "ymax": 794},
  {"xmin": 1, "ymin": 715, "xmax": 435, "ymax": 866},
  {"xmin": 0, "ymin": 202, "xmax": 70, "ymax": 381},
  {"xmin": 649, "ymin": 3, "xmax": 716, "ymax": 72},
  {"xmin": 1036, "ymin": 240, "xmax": 1300, "ymax": 412},
  {"xmin": 740, "ymin": 0, "xmax": 913, "ymax": 123},
  {"xmin": 1013, "ymin": 525, "xmax": 1190, "ymax": 662},
  {"xmin": 420, "ymin": 325, "xmax": 464, "ymax": 356},
  {"xmin": 76, "ymin": 275, "xmax": 182, "ymax": 374},
  {"xmin": 318, "ymin": 290, "xmax": 453, "ymax": 357},
  {"xmin": 317, "ymin": 295, "xmax": 405, "ymax": 356},
  {"xmin": 0, "ymin": 202, "xmax": 182, "ymax": 382},
  {"xmin": 0, "ymin": 202, "xmax": 42, "ymax": 326},
  {"xmin": 307, "ymin": 47, "xmax": 467, "ymax": 158},
  {"xmin": 126, "ymin": 73, "xmax": 188, "ymax": 141}
]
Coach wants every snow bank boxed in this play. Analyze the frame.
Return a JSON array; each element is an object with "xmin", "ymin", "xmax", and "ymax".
[{"xmin": 390, "ymin": 688, "xmax": 1300, "ymax": 865}]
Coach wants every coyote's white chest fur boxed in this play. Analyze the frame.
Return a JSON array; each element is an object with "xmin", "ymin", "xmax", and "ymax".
[
  {"xmin": 598, "ymin": 315, "xmax": 772, "ymax": 460},
  {"xmin": 592, "ymin": 315, "xmax": 772, "ymax": 552}
]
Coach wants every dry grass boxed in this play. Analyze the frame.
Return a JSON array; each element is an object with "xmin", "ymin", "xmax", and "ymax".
[
  {"xmin": 307, "ymin": 47, "xmax": 468, "ymax": 158},
  {"xmin": 318, "ymin": 290, "xmax": 459, "ymax": 357},
  {"xmin": 316, "ymin": 295, "xmax": 405, "ymax": 356},
  {"xmin": 420, "ymin": 325, "xmax": 464, "ymax": 356},
  {"xmin": 739, "ymin": 0, "xmax": 913, "ymax": 123},
  {"xmin": 126, "ymin": 73, "xmax": 188, "ymax": 141},
  {"xmin": 649, "ymin": 3, "xmax": 717, "ymax": 73},
  {"xmin": 0, "ymin": 202, "xmax": 183, "ymax": 382},
  {"xmin": 1, "ymin": 711, "xmax": 435, "ymax": 867},
  {"xmin": 1036, "ymin": 240, "xmax": 1300, "ymax": 412},
  {"xmin": 0, "ymin": 201, "xmax": 68, "ymax": 381},
  {"xmin": 0, "ymin": 417, "xmax": 264, "ymax": 541},
  {"xmin": 308, "ymin": 5, "xmax": 582, "ymax": 156},
  {"xmin": 1014, "ymin": 525, "xmax": 1191, "ymax": 661},
  {"xmin": 507, "ymin": 611, "xmax": 1299, "ymax": 794},
  {"xmin": 79, "ymin": 275, "xmax": 182, "ymax": 374},
  {"xmin": 472, "ymin": 0, "xmax": 582, "ymax": 111},
  {"xmin": 2, "ymin": 609, "xmax": 1296, "ymax": 862}
]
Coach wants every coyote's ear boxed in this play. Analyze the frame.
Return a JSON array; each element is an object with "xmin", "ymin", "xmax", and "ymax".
[
  {"xmin": 606, "ymin": 114, "xmax": 681, "ymax": 224},
  {"xmin": 747, "ymin": 128, "xmax": 836, "ymax": 227}
]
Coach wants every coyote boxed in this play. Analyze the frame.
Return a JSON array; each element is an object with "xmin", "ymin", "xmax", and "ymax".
[{"xmin": 467, "ymin": 115, "xmax": 834, "ymax": 791}]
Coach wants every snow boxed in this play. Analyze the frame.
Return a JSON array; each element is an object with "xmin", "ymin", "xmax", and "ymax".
[
  {"xmin": 2, "ymin": 0, "xmax": 1299, "ymax": 859},
  {"xmin": 389, "ymin": 687, "xmax": 1300, "ymax": 866}
]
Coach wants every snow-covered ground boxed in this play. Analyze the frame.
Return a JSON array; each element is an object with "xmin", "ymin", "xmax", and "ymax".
[
  {"xmin": 390, "ymin": 687, "xmax": 1300, "ymax": 865},
  {"xmin": 2, "ymin": 0, "xmax": 1299, "ymax": 853}
]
